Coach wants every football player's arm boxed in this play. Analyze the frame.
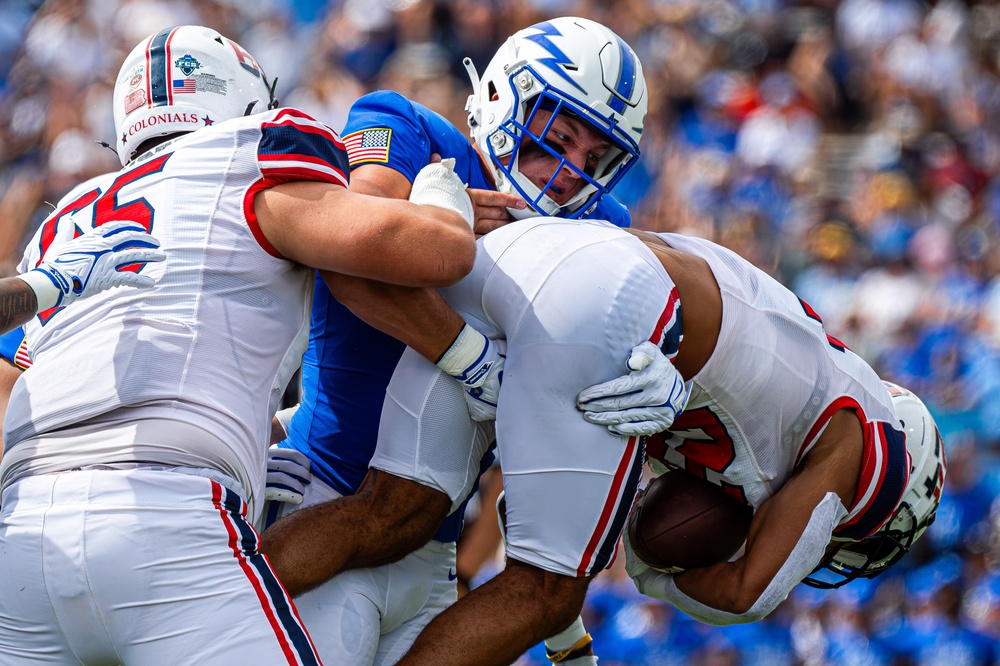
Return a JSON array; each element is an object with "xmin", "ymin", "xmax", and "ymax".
[
  {"xmin": 0, "ymin": 278, "xmax": 38, "ymax": 337},
  {"xmin": 0, "ymin": 358, "xmax": 24, "ymax": 455},
  {"xmin": 254, "ymin": 178, "xmax": 475, "ymax": 289},
  {"xmin": 319, "ymin": 163, "xmax": 464, "ymax": 360},
  {"xmin": 314, "ymin": 165, "xmax": 512, "ymax": 412},
  {"xmin": 633, "ymin": 410, "xmax": 862, "ymax": 623}
]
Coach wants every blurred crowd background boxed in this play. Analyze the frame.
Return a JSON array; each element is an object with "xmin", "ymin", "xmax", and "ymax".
[{"xmin": 3, "ymin": 0, "xmax": 1000, "ymax": 663}]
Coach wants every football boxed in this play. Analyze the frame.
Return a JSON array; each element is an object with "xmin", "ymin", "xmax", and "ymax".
[{"xmin": 627, "ymin": 468, "xmax": 754, "ymax": 572}]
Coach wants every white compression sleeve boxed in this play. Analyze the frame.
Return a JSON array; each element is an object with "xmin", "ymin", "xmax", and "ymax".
[{"xmin": 635, "ymin": 492, "xmax": 848, "ymax": 625}]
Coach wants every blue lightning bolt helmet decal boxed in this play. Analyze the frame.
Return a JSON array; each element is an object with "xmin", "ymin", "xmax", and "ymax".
[{"xmin": 523, "ymin": 22, "xmax": 588, "ymax": 95}]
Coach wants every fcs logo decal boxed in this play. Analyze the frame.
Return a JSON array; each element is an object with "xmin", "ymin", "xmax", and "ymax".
[
  {"xmin": 524, "ymin": 22, "xmax": 587, "ymax": 95},
  {"xmin": 174, "ymin": 54, "xmax": 202, "ymax": 77}
]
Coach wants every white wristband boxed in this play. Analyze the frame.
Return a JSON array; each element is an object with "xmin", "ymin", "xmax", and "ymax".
[
  {"xmin": 436, "ymin": 324, "xmax": 489, "ymax": 380},
  {"xmin": 274, "ymin": 404, "xmax": 299, "ymax": 437},
  {"xmin": 409, "ymin": 158, "xmax": 475, "ymax": 230},
  {"xmin": 15, "ymin": 270, "xmax": 62, "ymax": 312}
]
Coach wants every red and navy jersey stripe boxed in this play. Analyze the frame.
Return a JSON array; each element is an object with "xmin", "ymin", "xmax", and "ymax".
[
  {"xmin": 576, "ymin": 434, "xmax": 645, "ymax": 576},
  {"xmin": 212, "ymin": 483, "xmax": 321, "ymax": 665},
  {"xmin": 651, "ymin": 287, "xmax": 683, "ymax": 361},
  {"xmin": 796, "ymin": 397, "xmax": 909, "ymax": 540},
  {"xmin": 258, "ymin": 111, "xmax": 350, "ymax": 186},
  {"xmin": 244, "ymin": 109, "xmax": 350, "ymax": 258},
  {"xmin": 798, "ymin": 297, "xmax": 849, "ymax": 352},
  {"xmin": 835, "ymin": 420, "xmax": 908, "ymax": 539}
]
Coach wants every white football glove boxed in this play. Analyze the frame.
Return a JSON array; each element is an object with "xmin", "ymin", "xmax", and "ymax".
[
  {"xmin": 409, "ymin": 157, "xmax": 475, "ymax": 230},
  {"xmin": 17, "ymin": 220, "xmax": 166, "ymax": 311},
  {"xmin": 436, "ymin": 324, "xmax": 505, "ymax": 421},
  {"xmin": 576, "ymin": 341, "xmax": 689, "ymax": 437},
  {"xmin": 264, "ymin": 444, "xmax": 312, "ymax": 505}
]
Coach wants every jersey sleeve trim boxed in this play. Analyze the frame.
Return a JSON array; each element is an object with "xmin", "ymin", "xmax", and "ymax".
[
  {"xmin": 258, "ymin": 111, "xmax": 350, "ymax": 188},
  {"xmin": 795, "ymin": 396, "xmax": 909, "ymax": 540},
  {"xmin": 246, "ymin": 110, "xmax": 351, "ymax": 259},
  {"xmin": 265, "ymin": 109, "xmax": 347, "ymax": 148},
  {"xmin": 836, "ymin": 419, "xmax": 908, "ymax": 539}
]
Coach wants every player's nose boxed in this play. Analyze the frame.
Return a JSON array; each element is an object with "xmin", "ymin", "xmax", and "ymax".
[{"xmin": 565, "ymin": 147, "xmax": 590, "ymax": 178}]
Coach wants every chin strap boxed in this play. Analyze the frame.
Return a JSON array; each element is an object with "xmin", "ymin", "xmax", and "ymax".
[
  {"xmin": 95, "ymin": 140, "xmax": 119, "ymax": 157},
  {"xmin": 244, "ymin": 75, "xmax": 281, "ymax": 117},
  {"xmin": 265, "ymin": 74, "xmax": 280, "ymax": 110},
  {"xmin": 463, "ymin": 57, "xmax": 481, "ymax": 131}
]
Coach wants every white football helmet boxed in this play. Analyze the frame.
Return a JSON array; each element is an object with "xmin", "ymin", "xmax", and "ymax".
[
  {"xmin": 465, "ymin": 17, "xmax": 647, "ymax": 219},
  {"xmin": 113, "ymin": 25, "xmax": 277, "ymax": 166},
  {"xmin": 805, "ymin": 382, "xmax": 947, "ymax": 588}
]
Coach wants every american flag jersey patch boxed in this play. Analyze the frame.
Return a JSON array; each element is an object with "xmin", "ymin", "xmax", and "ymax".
[
  {"xmin": 344, "ymin": 128, "xmax": 392, "ymax": 165},
  {"xmin": 14, "ymin": 337, "xmax": 31, "ymax": 369}
]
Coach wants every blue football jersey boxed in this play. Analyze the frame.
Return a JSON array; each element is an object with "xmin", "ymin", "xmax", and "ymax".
[
  {"xmin": 0, "ymin": 328, "xmax": 26, "ymax": 368},
  {"xmin": 283, "ymin": 91, "xmax": 632, "ymax": 542}
]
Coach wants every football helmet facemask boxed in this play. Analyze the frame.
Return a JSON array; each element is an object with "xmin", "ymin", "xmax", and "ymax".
[
  {"xmin": 804, "ymin": 382, "xmax": 947, "ymax": 588},
  {"xmin": 464, "ymin": 17, "xmax": 647, "ymax": 219},
  {"xmin": 113, "ymin": 25, "xmax": 277, "ymax": 166}
]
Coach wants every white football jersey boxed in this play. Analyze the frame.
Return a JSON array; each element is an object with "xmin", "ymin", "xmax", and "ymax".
[
  {"xmin": 2, "ymin": 108, "xmax": 349, "ymax": 507},
  {"xmin": 647, "ymin": 233, "xmax": 910, "ymax": 540}
]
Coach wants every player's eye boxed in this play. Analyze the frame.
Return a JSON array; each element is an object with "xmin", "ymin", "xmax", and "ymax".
[{"xmin": 541, "ymin": 137, "xmax": 567, "ymax": 156}]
